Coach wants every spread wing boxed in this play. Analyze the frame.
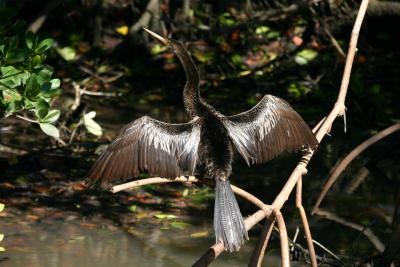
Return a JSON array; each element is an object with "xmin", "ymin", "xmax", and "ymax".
[
  {"xmin": 87, "ymin": 116, "xmax": 201, "ymax": 185},
  {"xmin": 223, "ymin": 95, "xmax": 318, "ymax": 165}
]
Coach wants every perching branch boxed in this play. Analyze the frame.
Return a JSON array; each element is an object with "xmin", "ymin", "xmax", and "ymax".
[
  {"xmin": 193, "ymin": 0, "xmax": 369, "ymax": 265},
  {"xmin": 112, "ymin": 176, "xmax": 271, "ymax": 213}
]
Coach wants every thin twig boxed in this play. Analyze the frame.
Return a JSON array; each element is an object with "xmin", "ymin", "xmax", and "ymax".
[
  {"xmin": 16, "ymin": 114, "xmax": 38, "ymax": 123},
  {"xmin": 312, "ymin": 123, "xmax": 400, "ymax": 213},
  {"xmin": 312, "ymin": 239, "xmax": 343, "ymax": 263},
  {"xmin": 314, "ymin": 208, "xmax": 385, "ymax": 252},
  {"xmin": 80, "ymin": 89, "xmax": 120, "ymax": 97}
]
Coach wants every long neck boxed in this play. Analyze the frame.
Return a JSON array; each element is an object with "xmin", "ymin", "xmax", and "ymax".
[{"xmin": 173, "ymin": 42, "xmax": 203, "ymax": 118}]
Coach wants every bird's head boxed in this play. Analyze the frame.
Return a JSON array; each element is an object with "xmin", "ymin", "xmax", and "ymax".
[{"xmin": 143, "ymin": 28, "xmax": 182, "ymax": 52}]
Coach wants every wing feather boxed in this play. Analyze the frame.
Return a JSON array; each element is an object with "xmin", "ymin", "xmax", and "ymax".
[
  {"xmin": 87, "ymin": 116, "xmax": 201, "ymax": 185},
  {"xmin": 223, "ymin": 95, "xmax": 318, "ymax": 165}
]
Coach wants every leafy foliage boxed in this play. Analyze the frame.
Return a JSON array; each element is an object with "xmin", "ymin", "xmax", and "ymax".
[{"xmin": 0, "ymin": 3, "xmax": 60, "ymax": 138}]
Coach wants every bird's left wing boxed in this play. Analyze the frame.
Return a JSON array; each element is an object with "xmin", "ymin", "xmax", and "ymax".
[
  {"xmin": 222, "ymin": 95, "xmax": 318, "ymax": 166},
  {"xmin": 87, "ymin": 116, "xmax": 201, "ymax": 185}
]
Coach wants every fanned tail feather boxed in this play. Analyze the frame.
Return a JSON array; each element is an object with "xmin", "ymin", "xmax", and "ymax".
[{"xmin": 214, "ymin": 179, "xmax": 248, "ymax": 252}]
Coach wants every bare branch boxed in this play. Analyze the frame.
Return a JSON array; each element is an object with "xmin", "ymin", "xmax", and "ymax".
[
  {"xmin": 129, "ymin": 0, "xmax": 159, "ymax": 36},
  {"xmin": 296, "ymin": 177, "xmax": 318, "ymax": 267},
  {"xmin": 248, "ymin": 219, "xmax": 275, "ymax": 267},
  {"xmin": 314, "ymin": 208, "xmax": 385, "ymax": 252},
  {"xmin": 312, "ymin": 123, "xmax": 400, "ymax": 213},
  {"xmin": 111, "ymin": 176, "xmax": 272, "ymax": 213}
]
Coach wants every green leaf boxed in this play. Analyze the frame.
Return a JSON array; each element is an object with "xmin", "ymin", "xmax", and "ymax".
[
  {"xmin": 31, "ymin": 55, "xmax": 43, "ymax": 67},
  {"xmin": 23, "ymin": 98, "xmax": 35, "ymax": 109},
  {"xmin": 154, "ymin": 214, "xmax": 176, "ymax": 219},
  {"xmin": 4, "ymin": 48, "xmax": 29, "ymax": 64},
  {"xmin": 26, "ymin": 32, "xmax": 37, "ymax": 50},
  {"xmin": 294, "ymin": 49, "xmax": 318, "ymax": 65},
  {"xmin": 150, "ymin": 44, "xmax": 167, "ymax": 55},
  {"xmin": 34, "ymin": 98, "xmax": 49, "ymax": 118},
  {"xmin": 40, "ymin": 109, "xmax": 60, "ymax": 123},
  {"xmin": 35, "ymin": 65, "xmax": 54, "ymax": 83},
  {"xmin": 56, "ymin": 46, "xmax": 76, "ymax": 61},
  {"xmin": 231, "ymin": 54, "xmax": 243, "ymax": 66},
  {"xmin": 4, "ymin": 101, "xmax": 20, "ymax": 115},
  {"xmin": 0, "ymin": 247, "xmax": 5, "ymax": 252},
  {"xmin": 255, "ymin": 26, "xmax": 270, "ymax": 35},
  {"xmin": 25, "ymin": 75, "xmax": 41, "ymax": 98},
  {"xmin": 0, "ymin": 234, "xmax": 4, "ymax": 242},
  {"xmin": 83, "ymin": 112, "xmax": 102, "ymax": 136},
  {"xmin": 266, "ymin": 31, "xmax": 280, "ymax": 39},
  {"xmin": 49, "ymin": 78, "xmax": 60, "ymax": 89},
  {"xmin": 193, "ymin": 51, "xmax": 215, "ymax": 63},
  {"xmin": 2, "ymin": 89, "xmax": 22, "ymax": 103},
  {"xmin": 0, "ymin": 203, "xmax": 4, "ymax": 212},
  {"xmin": 218, "ymin": 13, "xmax": 235, "ymax": 26},
  {"xmin": 35, "ymin": 38, "xmax": 54, "ymax": 53},
  {"xmin": 39, "ymin": 123, "xmax": 60, "ymax": 139},
  {"xmin": 128, "ymin": 205, "xmax": 137, "ymax": 212}
]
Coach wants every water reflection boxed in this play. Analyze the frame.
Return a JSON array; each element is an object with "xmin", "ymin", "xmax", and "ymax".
[{"xmin": 0, "ymin": 213, "xmax": 284, "ymax": 267}]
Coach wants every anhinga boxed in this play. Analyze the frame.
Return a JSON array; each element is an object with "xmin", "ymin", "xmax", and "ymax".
[{"xmin": 88, "ymin": 29, "xmax": 318, "ymax": 252}]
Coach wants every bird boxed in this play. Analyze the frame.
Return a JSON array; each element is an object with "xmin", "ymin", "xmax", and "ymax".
[{"xmin": 87, "ymin": 28, "xmax": 318, "ymax": 252}]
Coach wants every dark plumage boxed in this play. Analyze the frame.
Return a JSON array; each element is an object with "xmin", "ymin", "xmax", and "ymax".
[{"xmin": 87, "ymin": 29, "xmax": 318, "ymax": 252}]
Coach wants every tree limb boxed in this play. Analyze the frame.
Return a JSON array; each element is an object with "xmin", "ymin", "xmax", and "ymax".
[{"xmin": 312, "ymin": 123, "xmax": 400, "ymax": 213}]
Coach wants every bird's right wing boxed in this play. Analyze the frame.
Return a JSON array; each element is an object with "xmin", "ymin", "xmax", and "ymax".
[
  {"xmin": 222, "ymin": 95, "xmax": 318, "ymax": 165},
  {"xmin": 87, "ymin": 116, "xmax": 201, "ymax": 185}
]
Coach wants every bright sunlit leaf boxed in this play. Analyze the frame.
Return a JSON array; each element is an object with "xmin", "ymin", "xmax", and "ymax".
[
  {"xmin": 56, "ymin": 46, "xmax": 76, "ymax": 61},
  {"xmin": 154, "ymin": 214, "xmax": 176, "ymax": 219},
  {"xmin": 294, "ymin": 49, "xmax": 318, "ymax": 65},
  {"xmin": 83, "ymin": 112, "xmax": 103, "ymax": 136},
  {"xmin": 39, "ymin": 123, "xmax": 60, "ymax": 139}
]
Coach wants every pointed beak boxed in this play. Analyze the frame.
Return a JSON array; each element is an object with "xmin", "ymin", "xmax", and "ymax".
[{"xmin": 143, "ymin": 28, "xmax": 168, "ymax": 46}]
